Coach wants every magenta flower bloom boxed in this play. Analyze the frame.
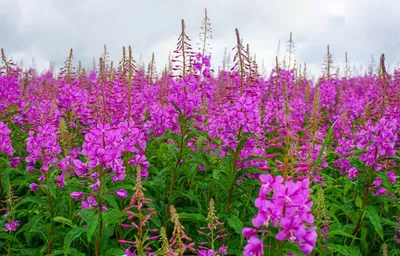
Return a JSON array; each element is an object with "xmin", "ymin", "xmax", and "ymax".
[
  {"xmin": 29, "ymin": 183, "xmax": 39, "ymax": 191},
  {"xmin": 273, "ymin": 181, "xmax": 304, "ymax": 207},
  {"xmin": 348, "ymin": 167, "xmax": 357, "ymax": 179},
  {"xmin": 55, "ymin": 172, "xmax": 66, "ymax": 188},
  {"xmin": 374, "ymin": 187, "xmax": 388, "ymax": 196},
  {"xmin": 242, "ymin": 227, "xmax": 257, "ymax": 238},
  {"xmin": 298, "ymin": 226, "xmax": 318, "ymax": 255},
  {"xmin": 198, "ymin": 249, "xmax": 214, "ymax": 256},
  {"xmin": 219, "ymin": 245, "xmax": 228, "ymax": 255},
  {"xmin": 0, "ymin": 122, "xmax": 14, "ymax": 156},
  {"xmin": 387, "ymin": 171, "xmax": 396, "ymax": 184},
  {"xmin": 4, "ymin": 220, "xmax": 19, "ymax": 233},
  {"xmin": 10, "ymin": 157, "xmax": 20, "ymax": 168},
  {"xmin": 243, "ymin": 236, "xmax": 263, "ymax": 256},
  {"xmin": 70, "ymin": 192, "xmax": 84, "ymax": 200},
  {"xmin": 26, "ymin": 165, "xmax": 35, "ymax": 174},
  {"xmin": 276, "ymin": 217, "xmax": 305, "ymax": 242},
  {"xmin": 81, "ymin": 196, "xmax": 98, "ymax": 209},
  {"xmin": 259, "ymin": 174, "xmax": 283, "ymax": 198},
  {"xmin": 115, "ymin": 189, "xmax": 128, "ymax": 199}
]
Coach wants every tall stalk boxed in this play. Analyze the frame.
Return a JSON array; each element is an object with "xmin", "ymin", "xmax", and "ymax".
[
  {"xmin": 225, "ymin": 126, "xmax": 243, "ymax": 212},
  {"xmin": 166, "ymin": 119, "xmax": 186, "ymax": 228}
]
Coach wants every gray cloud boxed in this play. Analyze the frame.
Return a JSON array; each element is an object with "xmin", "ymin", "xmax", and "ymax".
[{"xmin": 1, "ymin": 0, "xmax": 399, "ymax": 76}]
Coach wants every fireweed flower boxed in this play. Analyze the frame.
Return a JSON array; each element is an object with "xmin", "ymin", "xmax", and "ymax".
[
  {"xmin": 115, "ymin": 189, "xmax": 128, "ymax": 199},
  {"xmin": 4, "ymin": 219, "xmax": 19, "ymax": 233},
  {"xmin": 356, "ymin": 117, "xmax": 398, "ymax": 170},
  {"xmin": 81, "ymin": 196, "xmax": 98, "ymax": 209},
  {"xmin": 243, "ymin": 236, "xmax": 263, "ymax": 256},
  {"xmin": 55, "ymin": 172, "xmax": 67, "ymax": 188},
  {"xmin": 348, "ymin": 167, "xmax": 358, "ymax": 179},
  {"xmin": 0, "ymin": 76, "xmax": 23, "ymax": 114},
  {"xmin": 25, "ymin": 124, "xmax": 61, "ymax": 173},
  {"xmin": 29, "ymin": 183, "xmax": 39, "ymax": 192},
  {"xmin": 245, "ymin": 174, "xmax": 317, "ymax": 255},
  {"xmin": 393, "ymin": 216, "xmax": 400, "ymax": 245},
  {"xmin": 70, "ymin": 192, "xmax": 84, "ymax": 200},
  {"xmin": 0, "ymin": 121, "xmax": 14, "ymax": 155},
  {"xmin": 10, "ymin": 157, "xmax": 20, "ymax": 168}
]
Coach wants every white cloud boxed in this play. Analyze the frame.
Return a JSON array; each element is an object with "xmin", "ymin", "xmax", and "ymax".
[{"xmin": 1, "ymin": 0, "xmax": 399, "ymax": 76}]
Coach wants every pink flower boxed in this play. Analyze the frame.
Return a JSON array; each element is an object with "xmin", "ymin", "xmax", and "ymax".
[
  {"xmin": 198, "ymin": 249, "xmax": 214, "ymax": 256},
  {"xmin": 244, "ymin": 236, "xmax": 263, "ymax": 256},
  {"xmin": 10, "ymin": 157, "xmax": 20, "ymax": 168},
  {"xmin": 81, "ymin": 196, "xmax": 98, "ymax": 209},
  {"xmin": 348, "ymin": 167, "xmax": 357, "ymax": 179},
  {"xmin": 242, "ymin": 227, "xmax": 257, "ymax": 238},
  {"xmin": 116, "ymin": 189, "xmax": 128, "ymax": 199},
  {"xmin": 219, "ymin": 245, "xmax": 228, "ymax": 255},
  {"xmin": 29, "ymin": 183, "xmax": 39, "ymax": 191},
  {"xmin": 387, "ymin": 171, "xmax": 396, "ymax": 184},
  {"xmin": 374, "ymin": 187, "xmax": 387, "ymax": 196},
  {"xmin": 276, "ymin": 217, "xmax": 305, "ymax": 242},
  {"xmin": 70, "ymin": 192, "xmax": 84, "ymax": 200},
  {"xmin": 4, "ymin": 220, "xmax": 19, "ymax": 233},
  {"xmin": 55, "ymin": 172, "xmax": 66, "ymax": 188}
]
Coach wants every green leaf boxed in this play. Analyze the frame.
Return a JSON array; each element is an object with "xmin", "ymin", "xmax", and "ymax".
[
  {"xmin": 240, "ymin": 155, "xmax": 271, "ymax": 164},
  {"xmin": 104, "ymin": 194, "xmax": 120, "ymax": 210},
  {"xmin": 314, "ymin": 120, "xmax": 337, "ymax": 165},
  {"xmin": 344, "ymin": 181, "xmax": 352, "ymax": 196},
  {"xmin": 1, "ymin": 167, "xmax": 11, "ymax": 193},
  {"xmin": 364, "ymin": 206, "xmax": 384, "ymax": 240},
  {"xmin": 104, "ymin": 248, "xmax": 125, "ymax": 256},
  {"xmin": 236, "ymin": 133, "xmax": 251, "ymax": 154},
  {"xmin": 327, "ymin": 244, "xmax": 362, "ymax": 256},
  {"xmin": 178, "ymin": 213, "xmax": 207, "ymax": 223},
  {"xmin": 103, "ymin": 209, "xmax": 127, "ymax": 225},
  {"xmin": 53, "ymin": 217, "xmax": 76, "ymax": 228},
  {"xmin": 48, "ymin": 181, "xmax": 57, "ymax": 199},
  {"xmin": 227, "ymin": 215, "xmax": 243, "ymax": 236},
  {"xmin": 11, "ymin": 248, "xmax": 41, "ymax": 256},
  {"xmin": 63, "ymin": 227, "xmax": 85, "ymax": 254},
  {"xmin": 235, "ymin": 167, "xmax": 263, "ymax": 180},
  {"xmin": 14, "ymin": 196, "xmax": 45, "ymax": 208},
  {"xmin": 86, "ymin": 213, "xmax": 99, "ymax": 243},
  {"xmin": 355, "ymin": 196, "xmax": 362, "ymax": 208},
  {"xmin": 328, "ymin": 230, "xmax": 359, "ymax": 240},
  {"xmin": 101, "ymin": 225, "xmax": 116, "ymax": 252},
  {"xmin": 212, "ymin": 169, "xmax": 221, "ymax": 180},
  {"xmin": 0, "ymin": 232, "xmax": 22, "ymax": 244},
  {"xmin": 360, "ymin": 226, "xmax": 368, "ymax": 253},
  {"xmin": 375, "ymin": 171, "xmax": 393, "ymax": 193},
  {"xmin": 281, "ymin": 242, "xmax": 304, "ymax": 254}
]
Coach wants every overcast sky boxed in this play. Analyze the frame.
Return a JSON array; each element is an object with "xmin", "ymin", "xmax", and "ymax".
[{"xmin": 1, "ymin": 0, "xmax": 399, "ymax": 77}]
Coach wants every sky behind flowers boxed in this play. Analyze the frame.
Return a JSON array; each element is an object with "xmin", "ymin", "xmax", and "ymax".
[{"xmin": 1, "ymin": 0, "xmax": 399, "ymax": 76}]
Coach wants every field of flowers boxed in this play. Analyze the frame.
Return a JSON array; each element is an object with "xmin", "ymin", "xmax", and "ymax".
[{"xmin": 0, "ymin": 16, "xmax": 399, "ymax": 256}]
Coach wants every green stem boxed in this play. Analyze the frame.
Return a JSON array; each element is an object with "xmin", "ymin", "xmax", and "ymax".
[
  {"xmin": 7, "ymin": 241, "xmax": 12, "ymax": 256},
  {"xmin": 47, "ymin": 175, "xmax": 54, "ymax": 255},
  {"xmin": 165, "ymin": 122, "xmax": 186, "ymax": 228},
  {"xmin": 241, "ymin": 184, "xmax": 254, "ymax": 222},
  {"xmin": 225, "ymin": 131, "xmax": 242, "ymax": 212},
  {"xmin": 96, "ymin": 165, "xmax": 104, "ymax": 256}
]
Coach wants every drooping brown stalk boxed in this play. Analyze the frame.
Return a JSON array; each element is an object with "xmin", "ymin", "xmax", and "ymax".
[
  {"xmin": 322, "ymin": 45, "xmax": 334, "ymax": 79},
  {"xmin": 172, "ymin": 19, "xmax": 194, "ymax": 79},
  {"xmin": 198, "ymin": 8, "xmax": 212, "ymax": 56},
  {"xmin": 99, "ymin": 57, "xmax": 107, "ymax": 124},
  {"xmin": 286, "ymin": 32, "xmax": 295, "ymax": 69},
  {"xmin": 231, "ymin": 28, "xmax": 251, "ymax": 95},
  {"xmin": 146, "ymin": 52, "xmax": 157, "ymax": 85}
]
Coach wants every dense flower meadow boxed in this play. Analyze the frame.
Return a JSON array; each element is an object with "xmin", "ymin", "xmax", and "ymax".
[{"xmin": 0, "ymin": 17, "xmax": 400, "ymax": 256}]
